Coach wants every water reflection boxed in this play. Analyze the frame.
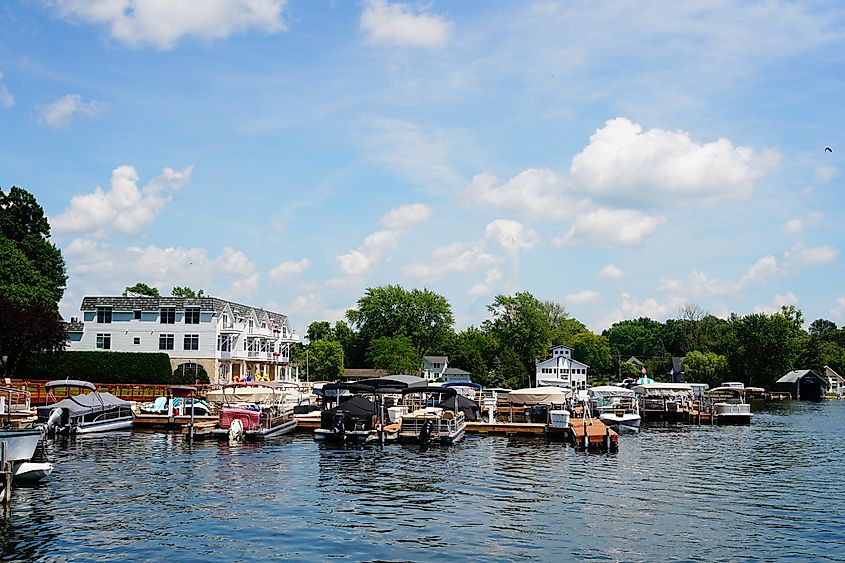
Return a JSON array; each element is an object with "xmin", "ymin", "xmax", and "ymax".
[{"xmin": 2, "ymin": 402, "xmax": 844, "ymax": 561}]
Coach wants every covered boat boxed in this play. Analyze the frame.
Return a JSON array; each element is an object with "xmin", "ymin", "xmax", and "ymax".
[
  {"xmin": 314, "ymin": 395, "xmax": 380, "ymax": 444},
  {"xmin": 209, "ymin": 382, "xmax": 297, "ymax": 440},
  {"xmin": 706, "ymin": 387, "xmax": 753, "ymax": 424},
  {"xmin": 37, "ymin": 380, "xmax": 134, "ymax": 435},
  {"xmin": 633, "ymin": 383, "xmax": 694, "ymax": 421},
  {"xmin": 588, "ymin": 385, "xmax": 641, "ymax": 432}
]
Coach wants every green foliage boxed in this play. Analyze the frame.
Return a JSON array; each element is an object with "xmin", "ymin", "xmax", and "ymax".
[
  {"xmin": 307, "ymin": 340, "xmax": 345, "ymax": 381},
  {"xmin": 346, "ymin": 285, "xmax": 454, "ymax": 362},
  {"xmin": 568, "ymin": 331, "xmax": 613, "ymax": 378},
  {"xmin": 490, "ymin": 346, "xmax": 530, "ymax": 389},
  {"xmin": 124, "ymin": 282, "xmax": 159, "ymax": 297},
  {"xmin": 18, "ymin": 351, "xmax": 179, "ymax": 384},
  {"xmin": 682, "ymin": 351, "xmax": 729, "ymax": 388},
  {"xmin": 619, "ymin": 362, "xmax": 641, "ymax": 379},
  {"xmin": 484, "ymin": 292, "xmax": 551, "ymax": 378},
  {"xmin": 728, "ymin": 311, "xmax": 802, "ymax": 387},
  {"xmin": 605, "ymin": 318, "xmax": 666, "ymax": 359},
  {"xmin": 368, "ymin": 335, "xmax": 420, "ymax": 374},
  {"xmin": 173, "ymin": 362, "xmax": 210, "ymax": 384},
  {"xmin": 306, "ymin": 321, "xmax": 333, "ymax": 342},
  {"xmin": 809, "ymin": 319, "xmax": 838, "ymax": 340},
  {"xmin": 0, "ymin": 186, "xmax": 67, "ymax": 375},
  {"xmin": 172, "ymin": 286, "xmax": 204, "ymax": 298}
]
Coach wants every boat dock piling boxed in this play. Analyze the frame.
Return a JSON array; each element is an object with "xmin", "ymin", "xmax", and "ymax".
[
  {"xmin": 1, "ymin": 442, "xmax": 12, "ymax": 505},
  {"xmin": 568, "ymin": 418, "xmax": 618, "ymax": 452}
]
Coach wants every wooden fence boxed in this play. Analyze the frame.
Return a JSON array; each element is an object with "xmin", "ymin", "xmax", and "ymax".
[{"xmin": 8, "ymin": 379, "xmax": 213, "ymax": 406}]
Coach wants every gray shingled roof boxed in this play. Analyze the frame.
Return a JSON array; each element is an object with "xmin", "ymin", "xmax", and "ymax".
[
  {"xmin": 424, "ymin": 356, "xmax": 448, "ymax": 363},
  {"xmin": 79, "ymin": 296, "xmax": 288, "ymax": 325},
  {"xmin": 67, "ymin": 320, "xmax": 84, "ymax": 332},
  {"xmin": 444, "ymin": 367, "xmax": 470, "ymax": 375}
]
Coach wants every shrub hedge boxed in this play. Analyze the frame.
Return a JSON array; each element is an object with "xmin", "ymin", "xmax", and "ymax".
[{"xmin": 18, "ymin": 351, "xmax": 198, "ymax": 384}]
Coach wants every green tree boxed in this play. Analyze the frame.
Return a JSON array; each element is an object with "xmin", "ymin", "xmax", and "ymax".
[
  {"xmin": 0, "ymin": 187, "xmax": 67, "ymax": 375},
  {"xmin": 682, "ymin": 351, "xmax": 729, "ymax": 388},
  {"xmin": 484, "ymin": 292, "xmax": 551, "ymax": 378},
  {"xmin": 172, "ymin": 286, "xmax": 204, "ymax": 298},
  {"xmin": 306, "ymin": 340, "xmax": 345, "ymax": 381},
  {"xmin": 490, "ymin": 346, "xmax": 530, "ymax": 389},
  {"xmin": 346, "ymin": 285, "xmax": 454, "ymax": 362},
  {"xmin": 605, "ymin": 318, "xmax": 666, "ymax": 360},
  {"xmin": 568, "ymin": 331, "xmax": 613, "ymax": 380},
  {"xmin": 306, "ymin": 321, "xmax": 333, "ymax": 342},
  {"xmin": 124, "ymin": 282, "xmax": 159, "ymax": 297},
  {"xmin": 368, "ymin": 335, "xmax": 420, "ymax": 374},
  {"xmin": 729, "ymin": 311, "xmax": 802, "ymax": 388},
  {"xmin": 809, "ymin": 319, "xmax": 838, "ymax": 341}
]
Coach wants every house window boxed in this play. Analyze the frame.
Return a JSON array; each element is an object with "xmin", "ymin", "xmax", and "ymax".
[
  {"xmin": 222, "ymin": 313, "xmax": 229, "ymax": 327},
  {"xmin": 248, "ymin": 319, "xmax": 254, "ymax": 332},
  {"xmin": 96, "ymin": 333, "xmax": 111, "ymax": 349},
  {"xmin": 96, "ymin": 307, "xmax": 112, "ymax": 324},
  {"xmin": 261, "ymin": 321, "xmax": 267, "ymax": 329},
  {"xmin": 159, "ymin": 334, "xmax": 174, "ymax": 350},
  {"xmin": 185, "ymin": 307, "xmax": 200, "ymax": 324},
  {"xmin": 133, "ymin": 337, "xmax": 141, "ymax": 345},
  {"xmin": 184, "ymin": 334, "xmax": 199, "ymax": 350},
  {"xmin": 160, "ymin": 307, "xmax": 175, "ymax": 324},
  {"xmin": 218, "ymin": 335, "xmax": 231, "ymax": 352},
  {"xmin": 134, "ymin": 310, "xmax": 142, "ymax": 320}
]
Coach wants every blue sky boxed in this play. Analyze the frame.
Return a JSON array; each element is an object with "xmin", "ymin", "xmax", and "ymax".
[{"xmin": 2, "ymin": 1, "xmax": 844, "ymax": 335}]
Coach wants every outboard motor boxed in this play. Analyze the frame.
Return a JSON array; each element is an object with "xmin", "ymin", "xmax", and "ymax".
[
  {"xmin": 419, "ymin": 419, "xmax": 435, "ymax": 444},
  {"xmin": 228, "ymin": 418, "xmax": 245, "ymax": 442},
  {"xmin": 45, "ymin": 407, "xmax": 63, "ymax": 436},
  {"xmin": 331, "ymin": 412, "xmax": 346, "ymax": 437}
]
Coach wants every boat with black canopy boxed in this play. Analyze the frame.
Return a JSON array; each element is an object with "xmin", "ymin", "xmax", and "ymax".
[
  {"xmin": 37, "ymin": 380, "xmax": 135, "ymax": 435},
  {"xmin": 398, "ymin": 384, "xmax": 466, "ymax": 445}
]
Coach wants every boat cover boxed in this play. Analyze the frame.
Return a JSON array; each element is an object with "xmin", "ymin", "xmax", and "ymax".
[
  {"xmin": 633, "ymin": 383, "xmax": 694, "ymax": 398},
  {"xmin": 588, "ymin": 386, "xmax": 635, "ymax": 399},
  {"xmin": 506, "ymin": 387, "xmax": 569, "ymax": 405},
  {"xmin": 41, "ymin": 392, "xmax": 130, "ymax": 415},
  {"xmin": 206, "ymin": 386, "xmax": 281, "ymax": 404},
  {"xmin": 45, "ymin": 379, "xmax": 97, "ymax": 391},
  {"xmin": 436, "ymin": 394, "xmax": 480, "ymax": 421},
  {"xmin": 353, "ymin": 374, "xmax": 426, "ymax": 392},
  {"xmin": 320, "ymin": 396, "xmax": 377, "ymax": 431}
]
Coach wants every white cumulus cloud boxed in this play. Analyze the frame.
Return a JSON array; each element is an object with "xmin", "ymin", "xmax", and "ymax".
[
  {"xmin": 51, "ymin": 0, "xmax": 287, "ymax": 49},
  {"xmin": 566, "ymin": 290, "xmax": 600, "ymax": 304},
  {"xmin": 485, "ymin": 219, "xmax": 540, "ymax": 254},
  {"xmin": 570, "ymin": 117, "xmax": 780, "ymax": 205},
  {"xmin": 556, "ymin": 208, "xmax": 664, "ymax": 247},
  {"xmin": 269, "ymin": 258, "xmax": 309, "ymax": 281},
  {"xmin": 38, "ymin": 94, "xmax": 105, "ymax": 129},
  {"xmin": 815, "ymin": 163, "xmax": 837, "ymax": 182},
  {"xmin": 381, "ymin": 203, "xmax": 431, "ymax": 230},
  {"xmin": 360, "ymin": 0, "xmax": 453, "ymax": 49},
  {"xmin": 754, "ymin": 292, "xmax": 799, "ymax": 314},
  {"xmin": 597, "ymin": 264, "xmax": 625, "ymax": 279},
  {"xmin": 51, "ymin": 164, "xmax": 193, "ymax": 238},
  {"xmin": 465, "ymin": 169, "xmax": 579, "ymax": 219}
]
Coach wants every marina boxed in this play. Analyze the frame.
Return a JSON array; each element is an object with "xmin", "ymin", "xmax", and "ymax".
[{"xmin": 2, "ymin": 401, "xmax": 843, "ymax": 561}]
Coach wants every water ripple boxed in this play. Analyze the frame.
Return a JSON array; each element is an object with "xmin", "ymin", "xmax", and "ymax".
[{"xmin": 2, "ymin": 402, "xmax": 845, "ymax": 561}]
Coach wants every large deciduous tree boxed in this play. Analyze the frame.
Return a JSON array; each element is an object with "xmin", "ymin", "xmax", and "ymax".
[
  {"xmin": 368, "ymin": 335, "xmax": 420, "ymax": 375},
  {"xmin": 0, "ymin": 186, "xmax": 67, "ymax": 375},
  {"xmin": 484, "ymin": 292, "xmax": 551, "ymax": 378},
  {"xmin": 568, "ymin": 331, "xmax": 613, "ymax": 379},
  {"xmin": 346, "ymin": 285, "xmax": 453, "ymax": 362},
  {"xmin": 682, "ymin": 351, "xmax": 729, "ymax": 388}
]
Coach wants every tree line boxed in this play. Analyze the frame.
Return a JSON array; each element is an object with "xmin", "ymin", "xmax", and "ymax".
[{"xmin": 293, "ymin": 286, "xmax": 845, "ymax": 390}]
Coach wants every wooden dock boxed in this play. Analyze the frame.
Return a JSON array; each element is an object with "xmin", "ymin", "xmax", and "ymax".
[
  {"xmin": 568, "ymin": 417, "xmax": 618, "ymax": 452},
  {"xmin": 465, "ymin": 421, "xmax": 546, "ymax": 435}
]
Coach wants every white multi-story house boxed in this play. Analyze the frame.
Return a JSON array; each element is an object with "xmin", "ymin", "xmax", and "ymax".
[
  {"xmin": 535, "ymin": 345, "xmax": 589, "ymax": 390},
  {"xmin": 67, "ymin": 296, "xmax": 299, "ymax": 384},
  {"xmin": 422, "ymin": 356, "xmax": 448, "ymax": 381}
]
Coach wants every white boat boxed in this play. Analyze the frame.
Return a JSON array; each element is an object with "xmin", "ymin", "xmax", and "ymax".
[
  {"xmin": 589, "ymin": 385, "xmax": 641, "ymax": 432},
  {"xmin": 207, "ymin": 382, "xmax": 298, "ymax": 440},
  {"xmin": 37, "ymin": 380, "xmax": 135, "ymax": 435},
  {"xmin": 707, "ymin": 387, "xmax": 753, "ymax": 424},
  {"xmin": 398, "ymin": 407, "xmax": 465, "ymax": 445},
  {"xmin": 0, "ymin": 427, "xmax": 52, "ymax": 487},
  {"xmin": 13, "ymin": 461, "xmax": 53, "ymax": 482}
]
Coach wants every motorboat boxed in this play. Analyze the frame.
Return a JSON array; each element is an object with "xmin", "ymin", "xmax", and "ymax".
[
  {"xmin": 397, "ymin": 385, "xmax": 466, "ymax": 445},
  {"xmin": 633, "ymin": 383, "xmax": 695, "ymax": 421},
  {"xmin": 314, "ymin": 395, "xmax": 381, "ymax": 444},
  {"xmin": 707, "ymin": 387, "xmax": 753, "ymax": 424},
  {"xmin": 140, "ymin": 396, "xmax": 212, "ymax": 417},
  {"xmin": 207, "ymin": 382, "xmax": 297, "ymax": 440},
  {"xmin": 589, "ymin": 385, "xmax": 641, "ymax": 432},
  {"xmin": 0, "ymin": 427, "xmax": 53, "ymax": 486},
  {"xmin": 37, "ymin": 380, "xmax": 135, "ymax": 435}
]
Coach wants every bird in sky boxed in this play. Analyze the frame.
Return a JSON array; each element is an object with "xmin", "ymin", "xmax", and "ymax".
[{"xmin": 825, "ymin": 147, "xmax": 833, "ymax": 153}]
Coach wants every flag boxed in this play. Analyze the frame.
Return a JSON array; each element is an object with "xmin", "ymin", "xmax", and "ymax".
[{"xmin": 641, "ymin": 367, "xmax": 647, "ymax": 374}]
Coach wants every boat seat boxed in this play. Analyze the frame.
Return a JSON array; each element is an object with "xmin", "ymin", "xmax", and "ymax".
[{"xmin": 442, "ymin": 411, "xmax": 454, "ymax": 420}]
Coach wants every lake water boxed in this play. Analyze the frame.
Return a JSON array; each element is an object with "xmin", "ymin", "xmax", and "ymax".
[{"xmin": 3, "ymin": 401, "xmax": 845, "ymax": 562}]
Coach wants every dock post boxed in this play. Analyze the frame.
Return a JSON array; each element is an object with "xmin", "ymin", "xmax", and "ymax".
[
  {"xmin": 605, "ymin": 427, "xmax": 610, "ymax": 451},
  {"xmin": 582, "ymin": 419, "xmax": 588, "ymax": 450},
  {"xmin": 1, "ymin": 441, "xmax": 10, "ymax": 505}
]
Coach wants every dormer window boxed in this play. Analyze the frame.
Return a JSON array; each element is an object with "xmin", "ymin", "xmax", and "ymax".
[{"xmin": 96, "ymin": 307, "xmax": 112, "ymax": 324}]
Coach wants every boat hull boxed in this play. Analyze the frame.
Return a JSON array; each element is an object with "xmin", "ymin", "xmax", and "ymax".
[
  {"xmin": 599, "ymin": 413, "xmax": 641, "ymax": 432},
  {"xmin": 713, "ymin": 403, "xmax": 753, "ymax": 425},
  {"xmin": 213, "ymin": 418, "xmax": 298, "ymax": 440},
  {"xmin": 13, "ymin": 461, "xmax": 53, "ymax": 482},
  {"xmin": 0, "ymin": 429, "xmax": 42, "ymax": 462},
  {"xmin": 76, "ymin": 417, "xmax": 135, "ymax": 434},
  {"xmin": 314, "ymin": 428, "xmax": 373, "ymax": 444}
]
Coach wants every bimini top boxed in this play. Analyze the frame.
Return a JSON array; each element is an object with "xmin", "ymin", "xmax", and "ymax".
[
  {"xmin": 324, "ymin": 396, "xmax": 378, "ymax": 418},
  {"xmin": 507, "ymin": 386, "xmax": 569, "ymax": 405},
  {"xmin": 633, "ymin": 383, "xmax": 694, "ymax": 398},
  {"xmin": 588, "ymin": 385, "xmax": 635, "ymax": 399},
  {"xmin": 442, "ymin": 381, "xmax": 483, "ymax": 390},
  {"xmin": 352, "ymin": 374, "xmax": 427, "ymax": 393},
  {"xmin": 45, "ymin": 379, "xmax": 97, "ymax": 391},
  {"xmin": 436, "ymin": 394, "xmax": 481, "ymax": 421}
]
